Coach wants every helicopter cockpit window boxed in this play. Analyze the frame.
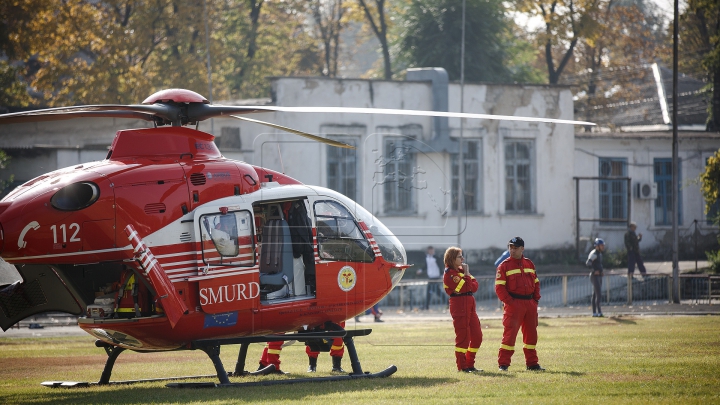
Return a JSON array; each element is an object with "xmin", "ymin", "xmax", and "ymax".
[
  {"xmin": 50, "ymin": 182, "xmax": 100, "ymax": 211},
  {"xmin": 314, "ymin": 200, "xmax": 373, "ymax": 263},
  {"xmin": 200, "ymin": 210, "xmax": 255, "ymax": 266}
]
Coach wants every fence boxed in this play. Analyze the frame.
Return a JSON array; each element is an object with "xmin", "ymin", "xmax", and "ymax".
[{"xmin": 381, "ymin": 273, "xmax": 720, "ymax": 310}]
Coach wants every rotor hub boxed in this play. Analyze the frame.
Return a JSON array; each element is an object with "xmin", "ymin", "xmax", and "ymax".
[{"xmin": 142, "ymin": 89, "xmax": 208, "ymax": 105}]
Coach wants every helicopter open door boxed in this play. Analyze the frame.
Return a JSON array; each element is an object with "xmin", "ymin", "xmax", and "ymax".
[{"xmin": 0, "ymin": 264, "xmax": 84, "ymax": 331}]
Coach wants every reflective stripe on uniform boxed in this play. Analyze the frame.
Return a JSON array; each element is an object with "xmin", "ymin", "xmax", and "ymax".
[
  {"xmin": 500, "ymin": 344, "xmax": 514, "ymax": 351},
  {"xmin": 455, "ymin": 278, "xmax": 465, "ymax": 292},
  {"xmin": 115, "ymin": 308, "xmax": 140, "ymax": 312},
  {"xmin": 444, "ymin": 284, "xmax": 448, "ymax": 289},
  {"xmin": 455, "ymin": 347, "xmax": 468, "ymax": 353},
  {"xmin": 331, "ymin": 344, "xmax": 344, "ymax": 350},
  {"xmin": 468, "ymin": 347, "xmax": 479, "ymax": 353},
  {"xmin": 525, "ymin": 268, "xmax": 536, "ymax": 274},
  {"xmin": 495, "ymin": 280, "xmax": 506, "ymax": 285},
  {"xmin": 506, "ymin": 269, "xmax": 521, "ymax": 276},
  {"xmin": 535, "ymin": 278, "xmax": 539, "ymax": 283},
  {"xmin": 268, "ymin": 349, "xmax": 282, "ymax": 355},
  {"xmin": 523, "ymin": 344, "xmax": 536, "ymax": 349}
]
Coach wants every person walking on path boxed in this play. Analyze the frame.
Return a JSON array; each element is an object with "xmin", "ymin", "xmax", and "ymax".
[
  {"xmin": 422, "ymin": 246, "xmax": 445, "ymax": 310},
  {"xmin": 443, "ymin": 246, "xmax": 483, "ymax": 373},
  {"xmin": 495, "ymin": 237, "xmax": 544, "ymax": 372},
  {"xmin": 586, "ymin": 238, "xmax": 605, "ymax": 317},
  {"xmin": 624, "ymin": 222, "xmax": 647, "ymax": 278}
]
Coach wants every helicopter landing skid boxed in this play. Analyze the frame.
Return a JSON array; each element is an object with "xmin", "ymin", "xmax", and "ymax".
[
  {"xmin": 41, "ymin": 327, "xmax": 394, "ymax": 388},
  {"xmin": 167, "ymin": 364, "xmax": 398, "ymax": 388}
]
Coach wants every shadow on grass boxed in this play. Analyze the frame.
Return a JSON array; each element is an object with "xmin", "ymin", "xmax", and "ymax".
[
  {"xmin": 20, "ymin": 377, "xmax": 461, "ymax": 404},
  {"xmin": 609, "ymin": 317, "xmax": 637, "ymax": 325}
]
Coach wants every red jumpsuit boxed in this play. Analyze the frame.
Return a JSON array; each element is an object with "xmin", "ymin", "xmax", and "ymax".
[
  {"xmin": 259, "ymin": 340, "xmax": 284, "ymax": 370},
  {"xmin": 495, "ymin": 255, "xmax": 541, "ymax": 368},
  {"xmin": 443, "ymin": 267, "xmax": 482, "ymax": 370}
]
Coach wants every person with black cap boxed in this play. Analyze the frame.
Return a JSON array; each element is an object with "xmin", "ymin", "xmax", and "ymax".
[
  {"xmin": 495, "ymin": 237, "xmax": 544, "ymax": 372},
  {"xmin": 586, "ymin": 238, "xmax": 605, "ymax": 317}
]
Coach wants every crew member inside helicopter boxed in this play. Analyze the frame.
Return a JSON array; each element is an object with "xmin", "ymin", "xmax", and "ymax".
[{"xmin": 212, "ymin": 214, "xmax": 239, "ymax": 257}]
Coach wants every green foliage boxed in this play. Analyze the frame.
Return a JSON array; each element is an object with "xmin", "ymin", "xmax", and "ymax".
[
  {"xmin": 674, "ymin": 0, "xmax": 720, "ymax": 130},
  {"xmin": 604, "ymin": 248, "xmax": 627, "ymax": 269},
  {"xmin": 398, "ymin": 0, "xmax": 540, "ymax": 84},
  {"xmin": 0, "ymin": 149, "xmax": 13, "ymax": 194},
  {"xmin": 706, "ymin": 249, "xmax": 720, "ymax": 274},
  {"xmin": 700, "ymin": 149, "xmax": 720, "ymax": 220}
]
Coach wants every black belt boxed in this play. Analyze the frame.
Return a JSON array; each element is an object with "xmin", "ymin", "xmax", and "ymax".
[
  {"xmin": 450, "ymin": 292, "xmax": 474, "ymax": 297},
  {"xmin": 509, "ymin": 292, "xmax": 533, "ymax": 300}
]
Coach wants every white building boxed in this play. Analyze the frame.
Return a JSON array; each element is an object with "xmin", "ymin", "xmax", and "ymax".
[{"xmin": 1, "ymin": 69, "xmax": 718, "ymax": 266}]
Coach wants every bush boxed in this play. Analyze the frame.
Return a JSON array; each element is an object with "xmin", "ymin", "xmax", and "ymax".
[
  {"xmin": 604, "ymin": 248, "xmax": 627, "ymax": 269},
  {"xmin": 706, "ymin": 250, "xmax": 720, "ymax": 274}
]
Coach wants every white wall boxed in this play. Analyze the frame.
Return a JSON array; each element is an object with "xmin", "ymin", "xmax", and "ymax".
[{"xmin": 574, "ymin": 133, "xmax": 720, "ymax": 255}]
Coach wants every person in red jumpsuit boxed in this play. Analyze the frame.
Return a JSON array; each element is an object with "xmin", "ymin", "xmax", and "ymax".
[
  {"xmin": 443, "ymin": 246, "xmax": 483, "ymax": 373},
  {"xmin": 307, "ymin": 321, "xmax": 346, "ymax": 372},
  {"xmin": 495, "ymin": 236, "xmax": 545, "ymax": 372},
  {"xmin": 258, "ymin": 340, "xmax": 285, "ymax": 373}
]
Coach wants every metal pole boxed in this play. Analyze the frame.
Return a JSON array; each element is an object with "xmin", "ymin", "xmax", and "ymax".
[
  {"xmin": 457, "ymin": 0, "xmax": 466, "ymax": 246},
  {"xmin": 671, "ymin": 0, "xmax": 680, "ymax": 303},
  {"xmin": 203, "ymin": 0, "xmax": 215, "ymax": 135},
  {"xmin": 576, "ymin": 178, "xmax": 580, "ymax": 259}
]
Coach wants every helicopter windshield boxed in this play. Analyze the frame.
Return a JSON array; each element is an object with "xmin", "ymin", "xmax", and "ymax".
[{"xmin": 319, "ymin": 190, "xmax": 407, "ymax": 266}]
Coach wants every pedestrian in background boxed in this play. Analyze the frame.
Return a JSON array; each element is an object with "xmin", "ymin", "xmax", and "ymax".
[
  {"xmin": 495, "ymin": 237, "xmax": 544, "ymax": 372},
  {"xmin": 586, "ymin": 238, "xmax": 605, "ymax": 317},
  {"xmin": 494, "ymin": 249, "xmax": 510, "ymax": 267},
  {"xmin": 624, "ymin": 222, "xmax": 647, "ymax": 279},
  {"xmin": 443, "ymin": 246, "xmax": 483, "ymax": 373},
  {"xmin": 422, "ymin": 246, "xmax": 444, "ymax": 310}
]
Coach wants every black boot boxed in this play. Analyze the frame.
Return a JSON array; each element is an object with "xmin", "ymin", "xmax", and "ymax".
[
  {"xmin": 308, "ymin": 356, "xmax": 317, "ymax": 373},
  {"xmin": 331, "ymin": 356, "xmax": 345, "ymax": 373}
]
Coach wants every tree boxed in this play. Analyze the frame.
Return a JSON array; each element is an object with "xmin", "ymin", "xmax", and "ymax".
[
  {"xmin": 308, "ymin": 0, "xmax": 351, "ymax": 77},
  {"xmin": 398, "ymin": 0, "xmax": 539, "ymax": 83},
  {"xmin": 513, "ymin": 0, "xmax": 605, "ymax": 85},
  {"xmin": 570, "ymin": 1, "xmax": 667, "ymax": 127},
  {"xmin": 674, "ymin": 0, "xmax": 720, "ymax": 131},
  {"xmin": 0, "ymin": 0, "xmax": 325, "ymax": 105},
  {"xmin": 357, "ymin": 0, "xmax": 392, "ymax": 79},
  {"xmin": 701, "ymin": 149, "xmax": 720, "ymax": 223}
]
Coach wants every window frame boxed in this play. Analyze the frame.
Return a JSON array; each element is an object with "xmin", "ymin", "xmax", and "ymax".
[
  {"xmin": 654, "ymin": 157, "xmax": 683, "ymax": 226},
  {"xmin": 451, "ymin": 139, "xmax": 483, "ymax": 214},
  {"xmin": 199, "ymin": 210, "xmax": 256, "ymax": 267},
  {"xmin": 382, "ymin": 135, "xmax": 418, "ymax": 215},
  {"xmin": 504, "ymin": 139, "xmax": 535, "ymax": 214},
  {"xmin": 598, "ymin": 157, "xmax": 628, "ymax": 226}
]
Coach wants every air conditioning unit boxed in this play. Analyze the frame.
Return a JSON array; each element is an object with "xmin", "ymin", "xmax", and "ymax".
[{"xmin": 635, "ymin": 181, "xmax": 658, "ymax": 199}]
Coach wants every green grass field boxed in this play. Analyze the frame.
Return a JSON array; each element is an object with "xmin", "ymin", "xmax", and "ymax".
[{"xmin": 1, "ymin": 316, "xmax": 719, "ymax": 404}]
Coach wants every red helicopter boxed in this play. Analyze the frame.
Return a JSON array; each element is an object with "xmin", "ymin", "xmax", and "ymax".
[{"xmin": 0, "ymin": 88, "xmax": 591, "ymax": 387}]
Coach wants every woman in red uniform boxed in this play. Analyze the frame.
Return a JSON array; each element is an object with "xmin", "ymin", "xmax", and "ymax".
[{"xmin": 443, "ymin": 246, "xmax": 483, "ymax": 372}]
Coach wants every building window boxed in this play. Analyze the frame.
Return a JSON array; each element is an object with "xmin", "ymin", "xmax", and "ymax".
[
  {"xmin": 654, "ymin": 158, "xmax": 682, "ymax": 226},
  {"xmin": 599, "ymin": 157, "xmax": 627, "ymax": 225},
  {"xmin": 452, "ymin": 140, "xmax": 482, "ymax": 213},
  {"xmin": 504, "ymin": 139, "xmax": 534, "ymax": 213},
  {"xmin": 327, "ymin": 137, "xmax": 358, "ymax": 202},
  {"xmin": 383, "ymin": 136, "xmax": 417, "ymax": 214}
]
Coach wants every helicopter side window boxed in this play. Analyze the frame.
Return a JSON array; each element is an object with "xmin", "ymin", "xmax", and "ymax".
[
  {"xmin": 314, "ymin": 201, "xmax": 373, "ymax": 263},
  {"xmin": 200, "ymin": 211, "xmax": 255, "ymax": 266}
]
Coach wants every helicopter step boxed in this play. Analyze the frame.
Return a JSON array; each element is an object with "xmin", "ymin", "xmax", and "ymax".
[{"xmin": 40, "ymin": 327, "xmax": 396, "ymax": 388}]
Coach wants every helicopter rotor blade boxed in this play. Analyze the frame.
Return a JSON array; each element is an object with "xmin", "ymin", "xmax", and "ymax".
[
  {"xmin": 243, "ymin": 106, "xmax": 595, "ymax": 127},
  {"xmin": 0, "ymin": 104, "xmax": 181, "ymax": 125},
  {"xmin": 229, "ymin": 115, "xmax": 355, "ymax": 149}
]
